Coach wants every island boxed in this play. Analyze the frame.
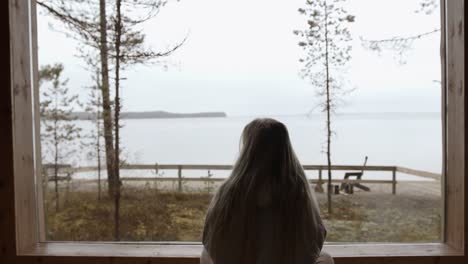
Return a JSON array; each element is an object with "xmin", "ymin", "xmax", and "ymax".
[{"xmin": 70, "ymin": 111, "xmax": 227, "ymax": 120}]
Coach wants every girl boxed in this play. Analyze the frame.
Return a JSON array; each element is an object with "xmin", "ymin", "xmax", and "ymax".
[{"xmin": 201, "ymin": 118, "xmax": 333, "ymax": 264}]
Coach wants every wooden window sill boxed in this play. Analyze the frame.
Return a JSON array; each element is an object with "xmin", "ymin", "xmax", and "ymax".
[{"xmin": 18, "ymin": 242, "xmax": 463, "ymax": 258}]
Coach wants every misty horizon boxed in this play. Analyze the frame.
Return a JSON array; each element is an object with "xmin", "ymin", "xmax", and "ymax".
[{"xmin": 37, "ymin": 0, "xmax": 442, "ymax": 116}]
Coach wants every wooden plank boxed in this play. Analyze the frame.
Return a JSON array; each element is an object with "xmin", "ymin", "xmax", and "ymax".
[
  {"xmin": 120, "ymin": 177, "xmax": 224, "ymax": 182},
  {"xmin": 325, "ymin": 243, "xmax": 462, "ymax": 258},
  {"xmin": 8, "ymin": 256, "xmax": 467, "ymax": 264},
  {"xmin": 303, "ymin": 165, "xmax": 396, "ymax": 171},
  {"xmin": 445, "ymin": 0, "xmax": 465, "ymax": 252},
  {"xmin": 76, "ymin": 164, "xmax": 395, "ymax": 172},
  {"xmin": 72, "ymin": 164, "xmax": 397, "ymax": 172},
  {"xmin": 111, "ymin": 177, "xmax": 396, "ymax": 185},
  {"xmin": 19, "ymin": 242, "xmax": 463, "ymax": 258},
  {"xmin": 42, "ymin": 164, "xmax": 73, "ymax": 169},
  {"xmin": 10, "ymin": 0, "xmax": 39, "ymax": 254},
  {"xmin": 31, "ymin": 243, "xmax": 202, "ymax": 258},
  {"xmin": 396, "ymin": 167, "xmax": 441, "ymax": 180},
  {"xmin": 124, "ymin": 164, "xmax": 232, "ymax": 170}
]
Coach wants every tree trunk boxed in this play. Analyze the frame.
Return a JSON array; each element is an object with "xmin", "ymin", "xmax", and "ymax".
[
  {"xmin": 324, "ymin": 1, "xmax": 333, "ymax": 214},
  {"xmin": 99, "ymin": 0, "xmax": 116, "ymax": 196},
  {"xmin": 94, "ymin": 69, "xmax": 102, "ymax": 201},
  {"xmin": 53, "ymin": 147, "xmax": 59, "ymax": 212},
  {"xmin": 53, "ymin": 120, "xmax": 59, "ymax": 212},
  {"xmin": 97, "ymin": 111, "xmax": 102, "ymax": 201},
  {"xmin": 113, "ymin": 0, "xmax": 123, "ymax": 241}
]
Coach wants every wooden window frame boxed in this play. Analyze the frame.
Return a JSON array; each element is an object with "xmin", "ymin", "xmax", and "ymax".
[{"xmin": 1, "ymin": 0, "xmax": 466, "ymax": 263}]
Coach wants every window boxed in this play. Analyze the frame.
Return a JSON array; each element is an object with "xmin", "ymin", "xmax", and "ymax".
[
  {"xmin": 4, "ymin": 0, "xmax": 466, "ymax": 262},
  {"xmin": 36, "ymin": 0, "xmax": 443, "ymax": 243}
]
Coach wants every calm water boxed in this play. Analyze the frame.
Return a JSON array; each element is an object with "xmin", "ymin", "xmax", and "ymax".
[{"xmin": 51, "ymin": 113, "xmax": 442, "ymax": 181}]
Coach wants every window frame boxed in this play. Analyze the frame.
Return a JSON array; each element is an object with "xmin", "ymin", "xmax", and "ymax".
[{"xmin": 2, "ymin": 0, "xmax": 466, "ymax": 263}]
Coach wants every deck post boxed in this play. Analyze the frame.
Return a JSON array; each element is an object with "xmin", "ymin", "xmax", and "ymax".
[
  {"xmin": 178, "ymin": 165, "xmax": 182, "ymax": 192},
  {"xmin": 392, "ymin": 168, "xmax": 396, "ymax": 195},
  {"xmin": 313, "ymin": 168, "xmax": 325, "ymax": 193},
  {"xmin": 318, "ymin": 169, "xmax": 322, "ymax": 184}
]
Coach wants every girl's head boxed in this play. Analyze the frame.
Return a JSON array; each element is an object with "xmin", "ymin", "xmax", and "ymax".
[
  {"xmin": 236, "ymin": 118, "xmax": 301, "ymax": 192},
  {"xmin": 203, "ymin": 118, "xmax": 322, "ymax": 264}
]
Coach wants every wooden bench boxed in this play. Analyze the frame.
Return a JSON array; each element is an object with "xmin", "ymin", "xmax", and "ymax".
[{"xmin": 340, "ymin": 156, "xmax": 370, "ymax": 194}]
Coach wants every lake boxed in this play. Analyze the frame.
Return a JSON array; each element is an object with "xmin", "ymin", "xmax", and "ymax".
[{"xmin": 47, "ymin": 113, "xmax": 442, "ymax": 181}]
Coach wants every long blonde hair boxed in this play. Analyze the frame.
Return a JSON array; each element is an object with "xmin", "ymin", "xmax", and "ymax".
[{"xmin": 203, "ymin": 118, "xmax": 323, "ymax": 264}]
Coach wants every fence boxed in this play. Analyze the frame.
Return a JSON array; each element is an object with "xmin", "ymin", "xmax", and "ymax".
[{"xmin": 42, "ymin": 164, "xmax": 441, "ymax": 195}]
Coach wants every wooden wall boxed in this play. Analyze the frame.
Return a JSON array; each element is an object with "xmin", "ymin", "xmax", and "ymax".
[
  {"xmin": 0, "ymin": 0, "xmax": 16, "ymax": 263},
  {"xmin": 0, "ymin": 0, "xmax": 467, "ymax": 263}
]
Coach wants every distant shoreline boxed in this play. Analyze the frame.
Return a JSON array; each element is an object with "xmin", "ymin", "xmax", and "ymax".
[
  {"xmin": 69, "ymin": 111, "xmax": 227, "ymax": 120},
  {"xmin": 58, "ymin": 111, "xmax": 441, "ymax": 121}
]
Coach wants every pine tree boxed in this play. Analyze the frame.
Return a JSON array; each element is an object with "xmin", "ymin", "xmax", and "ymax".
[
  {"xmin": 39, "ymin": 63, "xmax": 81, "ymax": 212},
  {"xmin": 295, "ymin": 0, "xmax": 354, "ymax": 213}
]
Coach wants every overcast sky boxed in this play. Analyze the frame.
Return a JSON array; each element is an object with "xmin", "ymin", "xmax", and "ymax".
[{"xmin": 37, "ymin": 0, "xmax": 441, "ymax": 116}]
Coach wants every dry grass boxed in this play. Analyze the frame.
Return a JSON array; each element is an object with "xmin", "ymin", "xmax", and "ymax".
[
  {"xmin": 317, "ymin": 193, "xmax": 441, "ymax": 242},
  {"xmin": 45, "ymin": 189, "xmax": 211, "ymax": 241},
  {"xmin": 44, "ymin": 185, "xmax": 441, "ymax": 242}
]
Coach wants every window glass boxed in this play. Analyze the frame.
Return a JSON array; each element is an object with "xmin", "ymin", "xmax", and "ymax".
[{"xmin": 37, "ymin": 0, "xmax": 442, "ymax": 242}]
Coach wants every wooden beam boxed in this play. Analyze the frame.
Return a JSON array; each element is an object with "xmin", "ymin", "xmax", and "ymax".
[
  {"xmin": 30, "ymin": 0, "xmax": 45, "ymax": 242},
  {"xmin": 0, "ymin": 0, "xmax": 15, "ymax": 262},
  {"xmin": 10, "ymin": 0, "xmax": 39, "ymax": 254},
  {"xmin": 114, "ymin": 177, "xmax": 396, "ymax": 185},
  {"xmin": 440, "ymin": 0, "xmax": 448, "ymax": 247},
  {"xmin": 445, "ymin": 0, "xmax": 465, "ymax": 253},
  {"xmin": 71, "ymin": 164, "xmax": 397, "ymax": 173}
]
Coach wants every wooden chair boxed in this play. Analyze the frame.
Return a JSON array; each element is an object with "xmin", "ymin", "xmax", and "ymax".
[{"xmin": 340, "ymin": 156, "xmax": 370, "ymax": 194}]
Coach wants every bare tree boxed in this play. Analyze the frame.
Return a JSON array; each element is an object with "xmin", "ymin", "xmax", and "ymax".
[
  {"xmin": 294, "ymin": 0, "xmax": 354, "ymax": 214},
  {"xmin": 39, "ymin": 63, "xmax": 81, "ymax": 212},
  {"xmin": 37, "ymin": 0, "xmax": 186, "ymax": 196}
]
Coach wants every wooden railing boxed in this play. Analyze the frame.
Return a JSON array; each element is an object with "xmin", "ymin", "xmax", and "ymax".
[{"xmin": 42, "ymin": 164, "xmax": 441, "ymax": 195}]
